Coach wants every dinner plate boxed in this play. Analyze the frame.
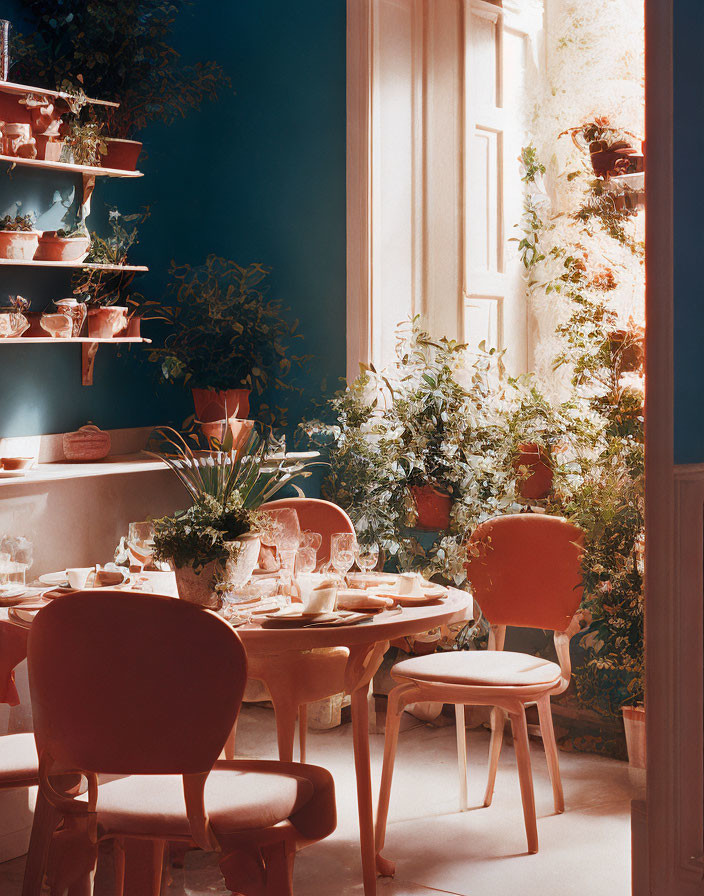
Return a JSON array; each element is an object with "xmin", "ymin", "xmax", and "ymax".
[
  {"xmin": 38, "ymin": 571, "xmax": 70, "ymax": 587},
  {"xmin": 0, "ymin": 469, "xmax": 27, "ymax": 479},
  {"xmin": 0, "ymin": 587, "xmax": 46, "ymax": 607},
  {"xmin": 7, "ymin": 606, "xmax": 40, "ymax": 627},
  {"xmin": 371, "ymin": 588, "xmax": 447, "ymax": 606},
  {"xmin": 336, "ymin": 591, "xmax": 394, "ymax": 612}
]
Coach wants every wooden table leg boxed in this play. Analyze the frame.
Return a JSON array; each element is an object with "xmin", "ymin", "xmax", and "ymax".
[{"xmin": 121, "ymin": 838, "xmax": 165, "ymax": 896}]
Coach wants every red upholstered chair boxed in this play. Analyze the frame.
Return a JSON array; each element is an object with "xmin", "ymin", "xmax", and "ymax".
[
  {"xmin": 226, "ymin": 498, "xmax": 355, "ymax": 764},
  {"xmin": 375, "ymin": 514, "xmax": 584, "ymax": 864},
  {"xmin": 22, "ymin": 592, "xmax": 336, "ymax": 896},
  {"xmin": 0, "ymin": 618, "xmax": 39, "ymax": 807}
]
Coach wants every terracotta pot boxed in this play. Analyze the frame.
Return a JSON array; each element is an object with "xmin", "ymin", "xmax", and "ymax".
[
  {"xmin": 513, "ymin": 442, "xmax": 554, "ymax": 501},
  {"xmin": 622, "ymin": 705, "xmax": 646, "ymax": 769},
  {"xmin": 35, "ymin": 233, "xmax": 91, "ymax": 263},
  {"xmin": 40, "ymin": 312, "xmax": 72, "ymax": 339},
  {"xmin": 55, "ymin": 299, "xmax": 88, "ymax": 337},
  {"xmin": 173, "ymin": 561, "xmax": 222, "ymax": 610},
  {"xmin": 410, "ymin": 484, "xmax": 452, "ymax": 531},
  {"xmin": 192, "ymin": 388, "xmax": 251, "ymax": 423},
  {"xmin": 100, "ymin": 138, "xmax": 142, "ymax": 171},
  {"xmin": 87, "ymin": 306, "xmax": 129, "ymax": 339},
  {"xmin": 125, "ymin": 315, "xmax": 141, "ymax": 338},
  {"xmin": 198, "ymin": 418, "xmax": 254, "ymax": 451},
  {"xmin": 24, "ymin": 312, "xmax": 44, "ymax": 337},
  {"xmin": 589, "ymin": 140, "xmax": 644, "ymax": 179},
  {"xmin": 0, "ymin": 230, "xmax": 40, "ymax": 260},
  {"xmin": 63, "ymin": 425, "xmax": 112, "ymax": 461},
  {"xmin": 34, "ymin": 134, "xmax": 62, "ymax": 161},
  {"xmin": 609, "ymin": 329, "xmax": 644, "ymax": 373}
]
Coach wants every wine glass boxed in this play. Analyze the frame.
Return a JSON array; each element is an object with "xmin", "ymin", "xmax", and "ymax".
[
  {"xmin": 331, "ymin": 532, "xmax": 357, "ymax": 583},
  {"xmin": 296, "ymin": 547, "xmax": 317, "ymax": 576},
  {"xmin": 355, "ymin": 542, "xmax": 379, "ymax": 574},
  {"xmin": 300, "ymin": 530, "xmax": 322, "ymax": 554},
  {"xmin": 128, "ymin": 521, "xmax": 155, "ymax": 571},
  {"xmin": 265, "ymin": 508, "xmax": 301, "ymax": 574}
]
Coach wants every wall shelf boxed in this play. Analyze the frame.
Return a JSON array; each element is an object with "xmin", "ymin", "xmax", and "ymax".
[
  {"xmin": 0, "ymin": 79, "xmax": 119, "ymax": 109},
  {"xmin": 0, "ymin": 154, "xmax": 142, "ymax": 178},
  {"xmin": 0, "ymin": 453, "xmax": 167, "ymax": 489},
  {"xmin": 0, "ymin": 259, "xmax": 148, "ymax": 271}
]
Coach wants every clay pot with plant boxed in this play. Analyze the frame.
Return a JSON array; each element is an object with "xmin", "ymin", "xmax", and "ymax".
[
  {"xmin": 0, "ymin": 214, "xmax": 41, "ymax": 260},
  {"xmin": 561, "ymin": 118, "xmax": 644, "ymax": 180},
  {"xmin": 145, "ymin": 256, "xmax": 306, "ymax": 426},
  {"xmin": 100, "ymin": 137, "xmax": 142, "ymax": 171},
  {"xmin": 35, "ymin": 224, "xmax": 91, "ymax": 262}
]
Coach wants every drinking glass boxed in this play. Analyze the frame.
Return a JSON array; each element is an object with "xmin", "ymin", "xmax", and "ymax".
[
  {"xmin": 265, "ymin": 508, "xmax": 301, "ymax": 574},
  {"xmin": 296, "ymin": 547, "xmax": 317, "ymax": 576},
  {"xmin": 331, "ymin": 532, "xmax": 357, "ymax": 582},
  {"xmin": 127, "ymin": 521, "xmax": 155, "ymax": 571},
  {"xmin": 355, "ymin": 542, "xmax": 379, "ymax": 573}
]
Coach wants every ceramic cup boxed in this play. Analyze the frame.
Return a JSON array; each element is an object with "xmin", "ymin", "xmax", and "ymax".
[{"xmin": 66, "ymin": 567, "xmax": 92, "ymax": 590}]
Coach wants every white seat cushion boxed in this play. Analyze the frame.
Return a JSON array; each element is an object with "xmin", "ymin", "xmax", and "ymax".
[
  {"xmin": 0, "ymin": 733, "xmax": 38, "ymax": 785},
  {"xmin": 92, "ymin": 768, "xmax": 314, "ymax": 839},
  {"xmin": 392, "ymin": 651, "xmax": 562, "ymax": 688}
]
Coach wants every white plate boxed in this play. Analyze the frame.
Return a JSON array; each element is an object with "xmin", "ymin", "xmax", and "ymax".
[
  {"xmin": 0, "ymin": 585, "xmax": 26, "ymax": 598},
  {"xmin": 0, "ymin": 469, "xmax": 27, "ymax": 479},
  {"xmin": 39, "ymin": 571, "xmax": 70, "ymax": 586},
  {"xmin": 7, "ymin": 606, "xmax": 40, "ymax": 627}
]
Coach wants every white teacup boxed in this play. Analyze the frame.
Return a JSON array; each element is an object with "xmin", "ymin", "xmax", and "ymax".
[
  {"xmin": 396, "ymin": 572, "xmax": 424, "ymax": 597},
  {"xmin": 66, "ymin": 567, "xmax": 92, "ymax": 590},
  {"xmin": 304, "ymin": 580, "xmax": 337, "ymax": 614}
]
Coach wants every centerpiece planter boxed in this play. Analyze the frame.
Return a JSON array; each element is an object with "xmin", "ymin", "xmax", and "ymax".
[
  {"xmin": 172, "ymin": 561, "xmax": 221, "ymax": 610},
  {"xmin": 513, "ymin": 442, "xmax": 554, "ymax": 501},
  {"xmin": 225, "ymin": 533, "xmax": 262, "ymax": 584},
  {"xmin": 100, "ymin": 138, "xmax": 143, "ymax": 171},
  {"xmin": 411, "ymin": 484, "xmax": 452, "ymax": 531},
  {"xmin": 35, "ymin": 231, "xmax": 91, "ymax": 263},
  {"xmin": 192, "ymin": 387, "xmax": 251, "ymax": 422},
  {"xmin": 622, "ymin": 704, "xmax": 646, "ymax": 768},
  {"xmin": 87, "ymin": 306, "xmax": 129, "ymax": 338}
]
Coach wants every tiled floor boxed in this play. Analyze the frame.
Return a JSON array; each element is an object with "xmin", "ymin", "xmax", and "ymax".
[{"xmin": 1, "ymin": 704, "xmax": 638, "ymax": 895}]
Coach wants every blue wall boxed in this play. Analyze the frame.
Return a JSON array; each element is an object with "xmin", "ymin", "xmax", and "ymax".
[
  {"xmin": 0, "ymin": 0, "xmax": 347, "ymax": 437},
  {"xmin": 674, "ymin": 1, "xmax": 704, "ymax": 463}
]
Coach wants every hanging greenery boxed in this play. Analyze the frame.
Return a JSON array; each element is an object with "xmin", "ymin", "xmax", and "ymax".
[{"xmin": 11, "ymin": 1, "xmax": 229, "ymax": 139}]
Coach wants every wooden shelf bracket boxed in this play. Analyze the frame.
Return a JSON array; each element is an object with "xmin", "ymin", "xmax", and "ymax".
[{"xmin": 81, "ymin": 342, "xmax": 100, "ymax": 386}]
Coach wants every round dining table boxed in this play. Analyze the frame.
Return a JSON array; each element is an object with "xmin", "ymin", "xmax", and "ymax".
[{"xmin": 1, "ymin": 579, "xmax": 472, "ymax": 896}]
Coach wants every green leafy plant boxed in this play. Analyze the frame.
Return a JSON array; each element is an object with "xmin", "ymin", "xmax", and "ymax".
[
  {"xmin": 61, "ymin": 119, "xmax": 106, "ymax": 166},
  {"xmin": 11, "ymin": 1, "xmax": 230, "ymax": 140},
  {"xmin": 0, "ymin": 214, "xmax": 35, "ymax": 232},
  {"xmin": 55, "ymin": 222, "xmax": 90, "ymax": 239},
  {"xmin": 146, "ymin": 256, "xmax": 307, "ymax": 412}
]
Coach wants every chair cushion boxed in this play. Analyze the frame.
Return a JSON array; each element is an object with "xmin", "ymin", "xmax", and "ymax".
[
  {"xmin": 92, "ymin": 766, "xmax": 316, "ymax": 839},
  {"xmin": 392, "ymin": 650, "xmax": 562, "ymax": 688},
  {"xmin": 0, "ymin": 733, "xmax": 38, "ymax": 785}
]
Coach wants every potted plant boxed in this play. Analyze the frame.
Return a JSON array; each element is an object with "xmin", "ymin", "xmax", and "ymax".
[
  {"xmin": 100, "ymin": 138, "xmax": 142, "ymax": 172},
  {"xmin": 148, "ymin": 425, "xmax": 316, "ymax": 608},
  {"xmin": 72, "ymin": 208, "xmax": 148, "ymax": 337},
  {"xmin": 0, "ymin": 214, "xmax": 40, "ymax": 260},
  {"xmin": 61, "ymin": 119, "xmax": 107, "ymax": 167},
  {"xmin": 561, "ymin": 118, "xmax": 644, "ymax": 180},
  {"xmin": 35, "ymin": 223, "xmax": 91, "ymax": 263},
  {"xmin": 146, "ymin": 256, "xmax": 306, "ymax": 423}
]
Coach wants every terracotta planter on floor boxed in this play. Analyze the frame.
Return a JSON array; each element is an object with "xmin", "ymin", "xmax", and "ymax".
[
  {"xmin": 198, "ymin": 418, "xmax": 254, "ymax": 451},
  {"xmin": 87, "ymin": 306, "xmax": 129, "ymax": 338},
  {"xmin": 100, "ymin": 138, "xmax": 142, "ymax": 171},
  {"xmin": 35, "ymin": 232, "xmax": 91, "ymax": 263},
  {"xmin": 0, "ymin": 230, "xmax": 40, "ymax": 260},
  {"xmin": 622, "ymin": 705, "xmax": 645, "ymax": 769},
  {"xmin": 192, "ymin": 388, "xmax": 251, "ymax": 423},
  {"xmin": 173, "ymin": 561, "xmax": 221, "ymax": 610},
  {"xmin": 410, "ymin": 484, "xmax": 452, "ymax": 531},
  {"xmin": 513, "ymin": 442, "xmax": 554, "ymax": 501}
]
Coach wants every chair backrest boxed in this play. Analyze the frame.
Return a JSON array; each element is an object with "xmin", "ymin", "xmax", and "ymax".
[
  {"xmin": 261, "ymin": 497, "xmax": 355, "ymax": 567},
  {"xmin": 28, "ymin": 591, "xmax": 247, "ymax": 776},
  {"xmin": 465, "ymin": 514, "xmax": 585, "ymax": 632}
]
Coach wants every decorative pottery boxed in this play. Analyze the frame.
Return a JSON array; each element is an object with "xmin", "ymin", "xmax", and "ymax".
[
  {"xmin": 2, "ymin": 123, "xmax": 36, "ymax": 158},
  {"xmin": 589, "ymin": 139, "xmax": 644, "ymax": 179},
  {"xmin": 192, "ymin": 387, "xmax": 251, "ymax": 423},
  {"xmin": 34, "ymin": 135, "xmax": 62, "ymax": 161},
  {"xmin": 21, "ymin": 94, "xmax": 63, "ymax": 135},
  {"xmin": 0, "ymin": 230, "xmax": 40, "ymax": 260},
  {"xmin": 63, "ymin": 424, "xmax": 111, "ymax": 462},
  {"xmin": 55, "ymin": 298, "xmax": 88, "ymax": 337},
  {"xmin": 125, "ymin": 315, "xmax": 141, "ymax": 337},
  {"xmin": 35, "ymin": 232, "xmax": 91, "ymax": 263},
  {"xmin": 410, "ymin": 484, "xmax": 452, "ymax": 531},
  {"xmin": 40, "ymin": 312, "xmax": 73, "ymax": 339},
  {"xmin": 198, "ymin": 418, "xmax": 254, "ymax": 450},
  {"xmin": 513, "ymin": 442, "xmax": 554, "ymax": 501},
  {"xmin": 622, "ymin": 705, "xmax": 646, "ymax": 769},
  {"xmin": 173, "ymin": 561, "xmax": 221, "ymax": 610},
  {"xmin": 87, "ymin": 306, "xmax": 129, "ymax": 338},
  {"xmin": 0, "ymin": 310, "xmax": 29, "ymax": 338},
  {"xmin": 224, "ymin": 533, "xmax": 261, "ymax": 586},
  {"xmin": 100, "ymin": 138, "xmax": 142, "ymax": 171}
]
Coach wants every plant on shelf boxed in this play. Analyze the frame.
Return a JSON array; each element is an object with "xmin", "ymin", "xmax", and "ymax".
[
  {"xmin": 61, "ymin": 119, "xmax": 106, "ymax": 167},
  {"xmin": 12, "ymin": 2, "xmax": 229, "ymax": 140},
  {"xmin": 560, "ymin": 116, "xmax": 644, "ymax": 180},
  {"xmin": 149, "ymin": 424, "xmax": 316, "ymax": 608},
  {"xmin": 35, "ymin": 222, "xmax": 91, "ymax": 263},
  {"xmin": 0, "ymin": 214, "xmax": 40, "ymax": 261},
  {"xmin": 145, "ymin": 256, "xmax": 307, "ymax": 427},
  {"xmin": 0, "ymin": 214, "xmax": 34, "ymax": 232}
]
